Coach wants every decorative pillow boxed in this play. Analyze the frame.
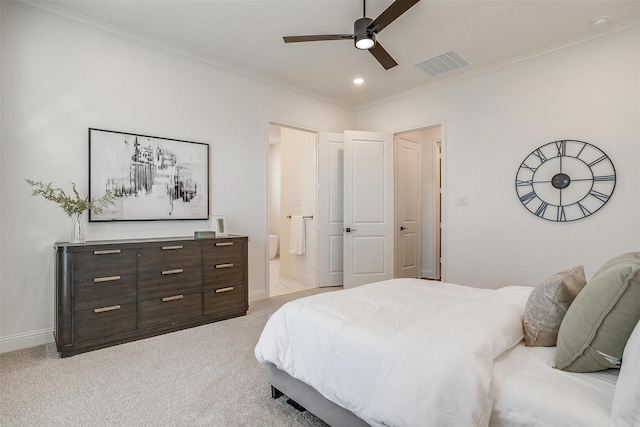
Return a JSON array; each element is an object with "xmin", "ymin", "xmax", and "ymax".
[
  {"xmin": 556, "ymin": 252, "xmax": 640, "ymax": 372},
  {"xmin": 610, "ymin": 318, "xmax": 640, "ymax": 426},
  {"xmin": 523, "ymin": 265, "xmax": 586, "ymax": 347}
]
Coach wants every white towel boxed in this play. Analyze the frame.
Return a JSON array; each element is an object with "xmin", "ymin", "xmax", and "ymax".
[{"xmin": 289, "ymin": 216, "xmax": 306, "ymax": 255}]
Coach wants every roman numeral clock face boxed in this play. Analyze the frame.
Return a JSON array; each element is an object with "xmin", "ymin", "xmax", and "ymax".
[{"xmin": 516, "ymin": 140, "xmax": 616, "ymax": 222}]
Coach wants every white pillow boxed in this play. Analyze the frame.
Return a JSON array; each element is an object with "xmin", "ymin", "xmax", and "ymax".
[{"xmin": 610, "ymin": 318, "xmax": 640, "ymax": 426}]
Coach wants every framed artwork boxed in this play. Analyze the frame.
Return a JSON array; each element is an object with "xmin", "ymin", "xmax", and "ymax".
[
  {"xmin": 211, "ymin": 215, "xmax": 228, "ymax": 236},
  {"xmin": 89, "ymin": 128, "xmax": 209, "ymax": 221}
]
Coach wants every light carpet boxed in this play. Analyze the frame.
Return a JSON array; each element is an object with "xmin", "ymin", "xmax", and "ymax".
[{"xmin": 0, "ymin": 288, "xmax": 339, "ymax": 426}]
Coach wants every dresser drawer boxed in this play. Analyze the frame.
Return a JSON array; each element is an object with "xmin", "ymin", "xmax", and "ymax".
[
  {"xmin": 74, "ymin": 275, "xmax": 136, "ymax": 312},
  {"xmin": 203, "ymin": 286, "xmax": 246, "ymax": 317},
  {"xmin": 203, "ymin": 263, "xmax": 243, "ymax": 290},
  {"xmin": 138, "ymin": 268, "xmax": 202, "ymax": 301},
  {"xmin": 203, "ymin": 241, "xmax": 244, "ymax": 266},
  {"xmin": 137, "ymin": 292, "xmax": 202, "ymax": 330},
  {"xmin": 137, "ymin": 243, "xmax": 201, "ymax": 273},
  {"xmin": 73, "ymin": 248, "xmax": 136, "ymax": 281},
  {"xmin": 55, "ymin": 236, "xmax": 248, "ymax": 357},
  {"xmin": 74, "ymin": 303, "xmax": 136, "ymax": 343}
]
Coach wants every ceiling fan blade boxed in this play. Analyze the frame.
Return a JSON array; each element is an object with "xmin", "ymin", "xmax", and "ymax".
[
  {"xmin": 368, "ymin": 0, "xmax": 420, "ymax": 34},
  {"xmin": 369, "ymin": 42, "xmax": 398, "ymax": 70},
  {"xmin": 283, "ymin": 34, "xmax": 354, "ymax": 43}
]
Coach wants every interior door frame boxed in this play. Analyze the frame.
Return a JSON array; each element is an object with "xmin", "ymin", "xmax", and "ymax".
[
  {"xmin": 434, "ymin": 139, "xmax": 442, "ymax": 280},
  {"xmin": 393, "ymin": 120, "xmax": 447, "ymax": 282},
  {"xmin": 263, "ymin": 119, "xmax": 447, "ymax": 299},
  {"xmin": 265, "ymin": 119, "xmax": 320, "ymax": 299}
]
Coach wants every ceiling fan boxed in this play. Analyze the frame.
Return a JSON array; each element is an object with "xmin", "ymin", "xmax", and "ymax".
[{"xmin": 283, "ymin": 0, "xmax": 420, "ymax": 70}]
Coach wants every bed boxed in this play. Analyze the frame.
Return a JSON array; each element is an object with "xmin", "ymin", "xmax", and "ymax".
[{"xmin": 255, "ymin": 255, "xmax": 640, "ymax": 427}]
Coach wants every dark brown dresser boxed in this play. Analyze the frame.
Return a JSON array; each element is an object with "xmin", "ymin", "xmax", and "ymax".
[{"xmin": 54, "ymin": 235, "xmax": 248, "ymax": 357}]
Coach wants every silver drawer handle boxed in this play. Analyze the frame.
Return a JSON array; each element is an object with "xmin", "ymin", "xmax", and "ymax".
[
  {"xmin": 162, "ymin": 245, "xmax": 184, "ymax": 250},
  {"xmin": 215, "ymin": 263, "xmax": 234, "ymax": 269},
  {"xmin": 215, "ymin": 242, "xmax": 234, "ymax": 247},
  {"xmin": 215, "ymin": 287, "xmax": 234, "ymax": 293},
  {"xmin": 162, "ymin": 268, "xmax": 184, "ymax": 275},
  {"xmin": 162, "ymin": 294, "xmax": 184, "ymax": 302},
  {"xmin": 93, "ymin": 275, "xmax": 121, "ymax": 283},
  {"xmin": 93, "ymin": 305, "xmax": 121, "ymax": 313},
  {"xmin": 93, "ymin": 249, "xmax": 121, "ymax": 255}
]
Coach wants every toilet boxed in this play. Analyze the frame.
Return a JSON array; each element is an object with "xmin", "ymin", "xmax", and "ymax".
[{"xmin": 269, "ymin": 235, "xmax": 279, "ymax": 259}]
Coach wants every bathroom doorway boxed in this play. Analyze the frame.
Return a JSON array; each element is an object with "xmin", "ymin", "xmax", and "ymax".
[{"xmin": 268, "ymin": 122, "xmax": 318, "ymax": 297}]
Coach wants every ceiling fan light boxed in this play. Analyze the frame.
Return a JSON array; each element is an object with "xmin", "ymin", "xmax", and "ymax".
[
  {"xmin": 354, "ymin": 16, "xmax": 375, "ymax": 50},
  {"xmin": 355, "ymin": 35, "xmax": 375, "ymax": 50}
]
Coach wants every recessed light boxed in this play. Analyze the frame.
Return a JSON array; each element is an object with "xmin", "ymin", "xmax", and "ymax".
[
  {"xmin": 353, "ymin": 78, "xmax": 364, "ymax": 85},
  {"xmin": 591, "ymin": 16, "xmax": 609, "ymax": 27}
]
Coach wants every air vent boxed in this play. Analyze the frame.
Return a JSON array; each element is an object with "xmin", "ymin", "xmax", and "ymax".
[{"xmin": 415, "ymin": 51, "xmax": 470, "ymax": 77}]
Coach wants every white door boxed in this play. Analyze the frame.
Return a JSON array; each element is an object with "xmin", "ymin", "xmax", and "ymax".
[
  {"xmin": 343, "ymin": 130, "xmax": 394, "ymax": 288},
  {"xmin": 318, "ymin": 133, "xmax": 344, "ymax": 287},
  {"xmin": 394, "ymin": 136, "xmax": 421, "ymax": 278},
  {"xmin": 434, "ymin": 140, "xmax": 442, "ymax": 280}
]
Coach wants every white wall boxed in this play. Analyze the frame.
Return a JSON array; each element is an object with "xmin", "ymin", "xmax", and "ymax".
[
  {"xmin": 0, "ymin": 3, "xmax": 355, "ymax": 352},
  {"xmin": 358, "ymin": 28, "xmax": 640, "ymax": 289},
  {"xmin": 3, "ymin": 2, "xmax": 638, "ymax": 354},
  {"xmin": 0, "ymin": 2, "xmax": 3, "ymax": 346}
]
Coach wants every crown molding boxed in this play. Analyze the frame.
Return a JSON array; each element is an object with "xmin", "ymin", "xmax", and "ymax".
[
  {"xmin": 7, "ymin": 0, "xmax": 638, "ymax": 111},
  {"xmin": 6, "ymin": 0, "xmax": 356, "ymax": 111},
  {"xmin": 358, "ymin": 18, "xmax": 640, "ymax": 111}
]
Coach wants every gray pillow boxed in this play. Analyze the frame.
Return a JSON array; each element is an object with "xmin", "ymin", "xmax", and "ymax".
[
  {"xmin": 611, "ymin": 318, "xmax": 640, "ymax": 426},
  {"xmin": 523, "ymin": 265, "xmax": 586, "ymax": 347},
  {"xmin": 556, "ymin": 252, "xmax": 640, "ymax": 372}
]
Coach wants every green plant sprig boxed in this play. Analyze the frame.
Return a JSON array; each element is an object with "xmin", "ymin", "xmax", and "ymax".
[{"xmin": 26, "ymin": 179, "xmax": 117, "ymax": 217}]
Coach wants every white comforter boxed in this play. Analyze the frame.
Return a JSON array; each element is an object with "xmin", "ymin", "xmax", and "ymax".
[{"xmin": 255, "ymin": 278, "xmax": 532, "ymax": 427}]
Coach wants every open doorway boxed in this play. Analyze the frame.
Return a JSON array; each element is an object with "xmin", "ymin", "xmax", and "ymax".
[
  {"xmin": 394, "ymin": 125, "xmax": 442, "ymax": 280},
  {"xmin": 268, "ymin": 123, "xmax": 318, "ymax": 296}
]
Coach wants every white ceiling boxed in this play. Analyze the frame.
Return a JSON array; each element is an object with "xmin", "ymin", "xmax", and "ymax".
[{"xmin": 35, "ymin": 0, "xmax": 640, "ymax": 107}]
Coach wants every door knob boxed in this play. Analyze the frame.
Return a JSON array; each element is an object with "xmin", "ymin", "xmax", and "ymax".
[
  {"xmin": 400, "ymin": 226, "xmax": 407, "ymax": 230},
  {"xmin": 345, "ymin": 227, "xmax": 357, "ymax": 233}
]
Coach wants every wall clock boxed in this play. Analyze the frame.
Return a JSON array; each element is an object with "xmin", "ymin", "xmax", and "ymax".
[{"xmin": 515, "ymin": 140, "xmax": 616, "ymax": 222}]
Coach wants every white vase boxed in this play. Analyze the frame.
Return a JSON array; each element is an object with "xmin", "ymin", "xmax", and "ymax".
[{"xmin": 70, "ymin": 212, "xmax": 85, "ymax": 244}]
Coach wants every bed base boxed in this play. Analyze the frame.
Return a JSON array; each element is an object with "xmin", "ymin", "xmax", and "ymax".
[
  {"xmin": 271, "ymin": 385, "xmax": 306, "ymax": 412},
  {"xmin": 265, "ymin": 362, "xmax": 369, "ymax": 427}
]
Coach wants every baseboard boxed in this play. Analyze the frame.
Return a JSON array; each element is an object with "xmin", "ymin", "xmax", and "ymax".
[
  {"xmin": 250, "ymin": 288, "xmax": 268, "ymax": 303},
  {"xmin": 0, "ymin": 328, "xmax": 54, "ymax": 354}
]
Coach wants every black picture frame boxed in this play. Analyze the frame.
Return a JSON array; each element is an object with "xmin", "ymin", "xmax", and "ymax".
[{"xmin": 89, "ymin": 128, "xmax": 209, "ymax": 222}]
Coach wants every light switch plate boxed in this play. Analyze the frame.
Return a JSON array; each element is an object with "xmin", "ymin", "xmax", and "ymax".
[{"xmin": 456, "ymin": 196, "xmax": 470, "ymax": 206}]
